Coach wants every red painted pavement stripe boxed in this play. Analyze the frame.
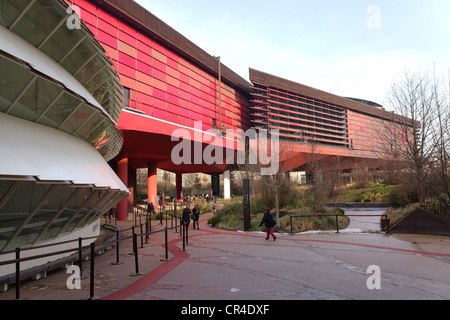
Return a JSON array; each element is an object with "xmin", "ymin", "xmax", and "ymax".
[
  {"xmin": 100, "ymin": 237, "xmax": 189, "ymax": 300},
  {"xmin": 200, "ymin": 228, "xmax": 450, "ymax": 258},
  {"xmin": 101, "ymin": 219, "xmax": 449, "ymax": 300}
]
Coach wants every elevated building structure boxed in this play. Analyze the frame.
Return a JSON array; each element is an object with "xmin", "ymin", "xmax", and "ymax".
[
  {"xmin": 248, "ymin": 68, "xmax": 411, "ymax": 173},
  {"xmin": 0, "ymin": 0, "xmax": 128, "ymax": 274},
  {"xmin": 67, "ymin": 0, "xmax": 413, "ymax": 220},
  {"xmin": 0, "ymin": 0, "xmax": 413, "ymax": 275},
  {"xmin": 66, "ymin": 0, "xmax": 252, "ymax": 220}
]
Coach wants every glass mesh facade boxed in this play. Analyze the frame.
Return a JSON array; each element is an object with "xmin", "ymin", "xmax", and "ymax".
[
  {"xmin": 251, "ymin": 83, "xmax": 349, "ymax": 148},
  {"xmin": 0, "ymin": 0, "xmax": 128, "ymax": 253}
]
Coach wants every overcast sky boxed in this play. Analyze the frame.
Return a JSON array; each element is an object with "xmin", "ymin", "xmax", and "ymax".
[{"xmin": 135, "ymin": 0, "xmax": 450, "ymax": 109}]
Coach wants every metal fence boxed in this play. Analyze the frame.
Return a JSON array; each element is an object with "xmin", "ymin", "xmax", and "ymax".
[
  {"xmin": 288, "ymin": 214, "xmax": 390, "ymax": 235},
  {"xmin": 0, "ymin": 214, "xmax": 190, "ymax": 300}
]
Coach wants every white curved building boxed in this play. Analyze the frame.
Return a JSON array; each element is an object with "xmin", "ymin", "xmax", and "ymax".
[{"xmin": 0, "ymin": 0, "xmax": 128, "ymax": 263}]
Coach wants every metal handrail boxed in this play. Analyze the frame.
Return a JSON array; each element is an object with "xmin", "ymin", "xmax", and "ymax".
[
  {"xmin": 0, "ymin": 217, "xmax": 185, "ymax": 300},
  {"xmin": 288, "ymin": 214, "xmax": 390, "ymax": 235}
]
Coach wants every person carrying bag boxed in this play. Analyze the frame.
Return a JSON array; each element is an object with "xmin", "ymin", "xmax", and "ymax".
[{"xmin": 259, "ymin": 207, "xmax": 277, "ymax": 241}]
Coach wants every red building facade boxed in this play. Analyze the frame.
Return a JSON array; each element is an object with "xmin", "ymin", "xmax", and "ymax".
[
  {"xmin": 67, "ymin": 0, "xmax": 252, "ymax": 220},
  {"xmin": 67, "ymin": 0, "xmax": 251, "ymax": 132},
  {"xmin": 248, "ymin": 69, "xmax": 411, "ymax": 173},
  {"xmin": 65, "ymin": 1, "xmax": 411, "ymax": 221}
]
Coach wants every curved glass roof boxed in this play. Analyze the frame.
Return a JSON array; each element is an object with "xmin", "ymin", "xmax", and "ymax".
[{"xmin": 0, "ymin": 0, "xmax": 124, "ymax": 161}]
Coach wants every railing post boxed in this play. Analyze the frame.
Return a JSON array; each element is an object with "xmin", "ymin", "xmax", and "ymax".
[
  {"xmin": 15, "ymin": 247, "xmax": 20, "ymax": 300},
  {"xmin": 160, "ymin": 227, "xmax": 171, "ymax": 262},
  {"xmin": 111, "ymin": 230, "xmax": 122, "ymax": 266},
  {"xmin": 140, "ymin": 223, "xmax": 144, "ymax": 249},
  {"xmin": 131, "ymin": 233, "xmax": 140, "ymax": 276},
  {"xmin": 174, "ymin": 214, "xmax": 178, "ymax": 233},
  {"xmin": 145, "ymin": 219, "xmax": 149, "ymax": 244},
  {"xmin": 128, "ymin": 226, "xmax": 135, "ymax": 256},
  {"xmin": 165, "ymin": 228, "xmax": 169, "ymax": 260},
  {"xmin": 182, "ymin": 223, "xmax": 186, "ymax": 252},
  {"xmin": 78, "ymin": 237, "xmax": 83, "ymax": 278},
  {"xmin": 89, "ymin": 242, "xmax": 95, "ymax": 300},
  {"xmin": 336, "ymin": 215, "xmax": 339, "ymax": 234},
  {"xmin": 148, "ymin": 216, "xmax": 152, "ymax": 233},
  {"xmin": 290, "ymin": 216, "xmax": 293, "ymax": 235}
]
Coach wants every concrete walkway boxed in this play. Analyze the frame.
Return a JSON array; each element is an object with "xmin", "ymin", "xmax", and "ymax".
[{"xmin": 0, "ymin": 211, "xmax": 449, "ymax": 301}]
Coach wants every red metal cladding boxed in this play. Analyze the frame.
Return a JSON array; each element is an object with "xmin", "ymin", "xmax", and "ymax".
[{"xmin": 68, "ymin": 0, "xmax": 251, "ymax": 135}]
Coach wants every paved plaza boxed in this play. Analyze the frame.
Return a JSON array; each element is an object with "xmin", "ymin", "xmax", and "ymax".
[{"xmin": 1, "ymin": 209, "xmax": 449, "ymax": 302}]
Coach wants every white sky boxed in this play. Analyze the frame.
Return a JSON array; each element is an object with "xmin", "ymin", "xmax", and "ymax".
[{"xmin": 135, "ymin": 0, "xmax": 450, "ymax": 109}]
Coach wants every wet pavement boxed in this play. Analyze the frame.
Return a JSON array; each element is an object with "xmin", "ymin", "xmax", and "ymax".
[{"xmin": 0, "ymin": 209, "xmax": 449, "ymax": 301}]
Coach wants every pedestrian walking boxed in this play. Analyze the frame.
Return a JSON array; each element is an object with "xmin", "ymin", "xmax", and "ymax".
[
  {"xmin": 259, "ymin": 207, "xmax": 277, "ymax": 241},
  {"xmin": 192, "ymin": 204, "xmax": 200, "ymax": 230},
  {"xmin": 182, "ymin": 204, "xmax": 191, "ymax": 229},
  {"xmin": 147, "ymin": 202, "xmax": 155, "ymax": 215}
]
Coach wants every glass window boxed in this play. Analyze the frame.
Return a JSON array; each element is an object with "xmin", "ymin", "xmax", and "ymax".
[
  {"xmin": 74, "ymin": 55, "xmax": 105, "ymax": 86},
  {"xmin": 37, "ymin": 95, "xmax": 73, "ymax": 129},
  {"xmin": 61, "ymin": 189, "xmax": 103, "ymax": 234},
  {"xmin": 0, "ymin": 0, "xmax": 30, "ymax": 28},
  {"xmin": 74, "ymin": 111, "xmax": 102, "ymax": 138},
  {"xmin": 58, "ymin": 97, "xmax": 93, "ymax": 135},
  {"xmin": 11, "ymin": 0, "xmax": 65, "ymax": 47},
  {"xmin": 9, "ymin": 77, "xmax": 62, "ymax": 122},
  {"xmin": 123, "ymin": 87, "xmax": 130, "ymax": 109},
  {"xmin": 13, "ymin": 183, "xmax": 59, "ymax": 246},
  {"xmin": 0, "ymin": 56, "xmax": 35, "ymax": 113},
  {"xmin": 86, "ymin": 119, "xmax": 108, "ymax": 143},
  {"xmin": 18, "ymin": 183, "xmax": 74, "ymax": 245},
  {"xmin": 0, "ymin": 181, "xmax": 33, "ymax": 251},
  {"xmin": 40, "ymin": 20, "xmax": 86, "ymax": 63},
  {"xmin": 50, "ymin": 187, "xmax": 89, "ymax": 234},
  {"xmin": 85, "ymin": 68, "xmax": 110, "ymax": 96},
  {"xmin": 60, "ymin": 37, "xmax": 98, "ymax": 75}
]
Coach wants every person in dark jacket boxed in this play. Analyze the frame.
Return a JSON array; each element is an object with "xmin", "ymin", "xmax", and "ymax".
[
  {"xmin": 192, "ymin": 204, "xmax": 200, "ymax": 230},
  {"xmin": 259, "ymin": 207, "xmax": 277, "ymax": 241},
  {"xmin": 147, "ymin": 202, "xmax": 155, "ymax": 215},
  {"xmin": 182, "ymin": 204, "xmax": 191, "ymax": 229}
]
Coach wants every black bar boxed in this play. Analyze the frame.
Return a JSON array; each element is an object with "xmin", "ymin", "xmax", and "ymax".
[
  {"xmin": 165, "ymin": 228, "xmax": 169, "ymax": 260},
  {"xmin": 15, "ymin": 247, "xmax": 20, "ymax": 300},
  {"xmin": 133, "ymin": 233, "xmax": 139, "ymax": 275},
  {"xmin": 182, "ymin": 223, "xmax": 185, "ymax": 251},
  {"xmin": 111, "ymin": 230, "xmax": 122, "ymax": 265},
  {"xmin": 78, "ymin": 237, "xmax": 83, "ymax": 278},
  {"xmin": 290, "ymin": 216, "xmax": 293, "ymax": 235},
  {"xmin": 90, "ymin": 242, "xmax": 95, "ymax": 300},
  {"xmin": 336, "ymin": 215, "xmax": 339, "ymax": 233},
  {"xmin": 148, "ymin": 216, "xmax": 152, "ymax": 233},
  {"xmin": 140, "ymin": 224, "xmax": 144, "ymax": 248}
]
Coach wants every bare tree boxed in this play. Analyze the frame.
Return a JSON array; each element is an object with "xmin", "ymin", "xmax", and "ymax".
[
  {"xmin": 302, "ymin": 136, "xmax": 331, "ymax": 213},
  {"xmin": 427, "ymin": 75, "xmax": 450, "ymax": 217},
  {"xmin": 236, "ymin": 131, "xmax": 293, "ymax": 227},
  {"xmin": 379, "ymin": 71, "xmax": 438, "ymax": 204},
  {"xmin": 258, "ymin": 138, "xmax": 295, "ymax": 227}
]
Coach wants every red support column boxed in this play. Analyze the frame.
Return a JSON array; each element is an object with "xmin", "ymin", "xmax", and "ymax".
[
  {"xmin": 176, "ymin": 173, "xmax": 182, "ymax": 201},
  {"xmin": 148, "ymin": 163, "xmax": 158, "ymax": 212},
  {"xmin": 117, "ymin": 155, "xmax": 129, "ymax": 221},
  {"xmin": 128, "ymin": 167, "xmax": 137, "ymax": 213}
]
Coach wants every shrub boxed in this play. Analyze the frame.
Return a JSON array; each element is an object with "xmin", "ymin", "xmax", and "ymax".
[
  {"xmin": 208, "ymin": 215, "xmax": 221, "ymax": 227},
  {"xmin": 388, "ymin": 186, "xmax": 408, "ymax": 208}
]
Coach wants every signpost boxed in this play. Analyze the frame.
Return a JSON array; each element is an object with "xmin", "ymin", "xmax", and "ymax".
[{"xmin": 243, "ymin": 179, "xmax": 251, "ymax": 231}]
